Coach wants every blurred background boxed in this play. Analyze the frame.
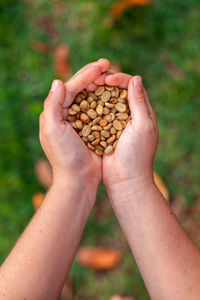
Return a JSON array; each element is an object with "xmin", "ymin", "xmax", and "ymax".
[{"xmin": 1, "ymin": 0, "xmax": 200, "ymax": 299}]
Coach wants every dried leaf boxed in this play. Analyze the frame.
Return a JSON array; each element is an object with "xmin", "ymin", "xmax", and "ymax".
[
  {"xmin": 111, "ymin": 0, "xmax": 150, "ymax": 19},
  {"xmin": 110, "ymin": 63, "xmax": 122, "ymax": 73},
  {"xmin": 54, "ymin": 44, "xmax": 71, "ymax": 79},
  {"xmin": 31, "ymin": 41, "xmax": 51, "ymax": 54},
  {"xmin": 60, "ymin": 279, "xmax": 73, "ymax": 300},
  {"xmin": 35, "ymin": 159, "xmax": 52, "ymax": 189},
  {"xmin": 110, "ymin": 295, "xmax": 135, "ymax": 300},
  {"xmin": 153, "ymin": 171, "xmax": 170, "ymax": 202},
  {"xmin": 32, "ymin": 193, "xmax": 45, "ymax": 211},
  {"xmin": 76, "ymin": 246, "xmax": 122, "ymax": 270}
]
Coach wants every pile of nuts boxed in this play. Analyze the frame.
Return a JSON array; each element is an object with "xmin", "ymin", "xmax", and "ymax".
[{"xmin": 66, "ymin": 85, "xmax": 131, "ymax": 155}]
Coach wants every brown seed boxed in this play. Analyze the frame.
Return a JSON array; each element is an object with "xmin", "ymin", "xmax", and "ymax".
[
  {"xmin": 67, "ymin": 115, "xmax": 76, "ymax": 122},
  {"xmin": 87, "ymin": 109, "xmax": 97, "ymax": 119},
  {"xmin": 110, "ymin": 127, "xmax": 117, "ymax": 135},
  {"xmin": 120, "ymin": 120, "xmax": 127, "ymax": 128},
  {"xmin": 79, "ymin": 131, "xmax": 83, "ymax": 137},
  {"xmin": 92, "ymin": 117, "xmax": 102, "ymax": 125},
  {"xmin": 90, "ymin": 101, "xmax": 97, "ymax": 109},
  {"xmin": 111, "ymin": 108, "xmax": 117, "ymax": 114},
  {"xmin": 101, "ymin": 136, "xmax": 106, "ymax": 141},
  {"xmin": 88, "ymin": 135, "xmax": 95, "ymax": 142},
  {"xmin": 116, "ymin": 112, "xmax": 129, "ymax": 120},
  {"xmin": 79, "ymin": 93, "xmax": 86, "ymax": 99},
  {"xmin": 99, "ymin": 119, "xmax": 108, "ymax": 127},
  {"xmin": 81, "ymin": 89, "xmax": 87, "ymax": 97},
  {"xmin": 103, "ymin": 107, "xmax": 110, "ymax": 115},
  {"xmin": 75, "ymin": 119, "xmax": 83, "ymax": 130},
  {"xmin": 95, "ymin": 149, "xmax": 104, "ymax": 156},
  {"xmin": 71, "ymin": 104, "xmax": 80, "ymax": 112},
  {"xmin": 92, "ymin": 131, "xmax": 100, "ymax": 139},
  {"xmin": 101, "ymin": 130, "xmax": 110, "ymax": 138},
  {"xmin": 87, "ymin": 96, "xmax": 95, "ymax": 104},
  {"xmin": 104, "ymin": 123, "xmax": 112, "ymax": 130},
  {"xmin": 91, "ymin": 138, "xmax": 100, "ymax": 146},
  {"xmin": 101, "ymin": 91, "xmax": 111, "ymax": 102},
  {"xmin": 89, "ymin": 92, "xmax": 98, "ymax": 100},
  {"xmin": 100, "ymin": 141, "xmax": 107, "ymax": 148},
  {"xmin": 95, "ymin": 145, "xmax": 104, "ymax": 151},
  {"xmin": 104, "ymin": 145, "xmax": 113, "ymax": 154},
  {"xmin": 82, "ymin": 137, "xmax": 88, "ymax": 143},
  {"xmin": 115, "ymin": 103, "xmax": 127, "ymax": 113},
  {"xmin": 105, "ymin": 102, "xmax": 114, "ymax": 108},
  {"xmin": 107, "ymin": 135, "xmax": 116, "ymax": 144},
  {"xmin": 111, "ymin": 90, "xmax": 116, "ymax": 97},
  {"xmin": 72, "ymin": 122, "xmax": 77, "ymax": 128},
  {"xmin": 104, "ymin": 114, "xmax": 112, "ymax": 123},
  {"xmin": 96, "ymin": 104, "xmax": 104, "ymax": 115},
  {"xmin": 113, "ymin": 120, "xmax": 123, "ymax": 130},
  {"xmin": 74, "ymin": 95, "xmax": 82, "ymax": 104},
  {"xmin": 91, "ymin": 125, "xmax": 102, "ymax": 131},
  {"xmin": 80, "ymin": 100, "xmax": 89, "ymax": 111},
  {"xmin": 97, "ymin": 100, "xmax": 104, "ymax": 106},
  {"xmin": 113, "ymin": 140, "xmax": 117, "ymax": 149},
  {"xmin": 82, "ymin": 125, "xmax": 91, "ymax": 137},
  {"xmin": 69, "ymin": 108, "xmax": 77, "ymax": 115},
  {"xmin": 117, "ymin": 130, "xmax": 122, "ymax": 139},
  {"xmin": 109, "ymin": 97, "xmax": 118, "ymax": 104},
  {"xmin": 105, "ymin": 85, "xmax": 114, "ymax": 91},
  {"xmin": 118, "ymin": 98, "xmax": 126, "ymax": 103},
  {"xmin": 80, "ymin": 113, "xmax": 90, "ymax": 123},
  {"xmin": 114, "ymin": 87, "xmax": 119, "ymax": 97},
  {"xmin": 120, "ymin": 89, "xmax": 128, "ymax": 99},
  {"xmin": 109, "ymin": 113, "xmax": 115, "ymax": 121},
  {"xmin": 87, "ymin": 143, "xmax": 95, "ymax": 150},
  {"xmin": 95, "ymin": 86, "xmax": 105, "ymax": 96}
]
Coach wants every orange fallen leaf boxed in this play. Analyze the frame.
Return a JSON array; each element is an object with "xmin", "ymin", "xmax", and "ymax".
[
  {"xmin": 60, "ymin": 279, "xmax": 73, "ymax": 300},
  {"xmin": 154, "ymin": 171, "xmax": 170, "ymax": 202},
  {"xmin": 76, "ymin": 246, "xmax": 122, "ymax": 270},
  {"xmin": 110, "ymin": 295, "xmax": 135, "ymax": 300},
  {"xmin": 111, "ymin": 0, "xmax": 150, "ymax": 19},
  {"xmin": 31, "ymin": 41, "xmax": 51, "ymax": 54},
  {"xmin": 54, "ymin": 44, "xmax": 71, "ymax": 79},
  {"xmin": 35, "ymin": 159, "xmax": 52, "ymax": 189},
  {"xmin": 110, "ymin": 62, "xmax": 122, "ymax": 73},
  {"xmin": 32, "ymin": 193, "xmax": 45, "ymax": 211}
]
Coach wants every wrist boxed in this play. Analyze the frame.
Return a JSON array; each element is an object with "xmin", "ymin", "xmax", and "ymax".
[
  {"xmin": 104, "ymin": 175, "xmax": 157, "ymax": 206},
  {"xmin": 52, "ymin": 173, "xmax": 100, "ymax": 206}
]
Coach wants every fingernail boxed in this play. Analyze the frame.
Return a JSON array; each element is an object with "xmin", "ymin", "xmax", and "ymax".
[
  {"xmin": 98, "ymin": 58, "xmax": 105, "ymax": 63},
  {"xmin": 133, "ymin": 77, "xmax": 142, "ymax": 89},
  {"xmin": 51, "ymin": 80, "xmax": 60, "ymax": 91}
]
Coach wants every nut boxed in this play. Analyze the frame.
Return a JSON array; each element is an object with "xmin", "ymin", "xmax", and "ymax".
[{"xmin": 67, "ymin": 85, "xmax": 129, "ymax": 155}]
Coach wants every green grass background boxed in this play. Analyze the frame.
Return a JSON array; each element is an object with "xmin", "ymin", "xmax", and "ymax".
[{"xmin": 1, "ymin": 0, "xmax": 200, "ymax": 299}]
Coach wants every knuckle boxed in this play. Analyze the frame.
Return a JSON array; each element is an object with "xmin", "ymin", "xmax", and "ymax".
[{"xmin": 135, "ymin": 92, "xmax": 146, "ymax": 104}]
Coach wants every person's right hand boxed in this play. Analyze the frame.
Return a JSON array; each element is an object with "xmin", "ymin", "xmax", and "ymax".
[
  {"xmin": 39, "ymin": 59, "xmax": 110, "ymax": 199},
  {"xmin": 102, "ymin": 72, "xmax": 159, "ymax": 198}
]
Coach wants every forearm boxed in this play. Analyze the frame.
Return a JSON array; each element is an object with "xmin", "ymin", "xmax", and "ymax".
[
  {"xmin": 106, "ymin": 181, "xmax": 200, "ymax": 300},
  {"xmin": 0, "ymin": 180, "xmax": 96, "ymax": 300}
]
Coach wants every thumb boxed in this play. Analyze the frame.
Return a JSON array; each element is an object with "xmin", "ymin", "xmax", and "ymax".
[
  {"xmin": 43, "ymin": 79, "xmax": 66, "ymax": 123},
  {"xmin": 128, "ymin": 76, "xmax": 150, "ymax": 123}
]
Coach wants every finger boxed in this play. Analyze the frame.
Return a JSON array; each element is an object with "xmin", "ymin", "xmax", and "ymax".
[
  {"xmin": 94, "ymin": 73, "xmax": 107, "ymax": 85},
  {"xmin": 85, "ymin": 83, "xmax": 98, "ymax": 91},
  {"xmin": 64, "ymin": 61, "xmax": 110, "ymax": 108},
  {"xmin": 128, "ymin": 76, "xmax": 150, "ymax": 122},
  {"xmin": 69, "ymin": 58, "xmax": 110, "ymax": 81},
  {"xmin": 43, "ymin": 79, "xmax": 66, "ymax": 123},
  {"xmin": 105, "ymin": 72, "xmax": 132, "ymax": 88},
  {"xmin": 143, "ymin": 89, "xmax": 158, "ymax": 127}
]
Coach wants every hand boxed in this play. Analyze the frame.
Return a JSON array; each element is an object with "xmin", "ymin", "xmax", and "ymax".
[
  {"xmin": 39, "ymin": 59, "xmax": 110, "ymax": 193},
  {"xmin": 102, "ymin": 72, "xmax": 159, "ymax": 196}
]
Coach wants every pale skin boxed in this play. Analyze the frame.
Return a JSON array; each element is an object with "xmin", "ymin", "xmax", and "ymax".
[{"xmin": 0, "ymin": 59, "xmax": 200, "ymax": 300}]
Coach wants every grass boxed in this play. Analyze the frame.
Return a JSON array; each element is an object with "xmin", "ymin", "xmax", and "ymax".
[{"xmin": 1, "ymin": 0, "xmax": 200, "ymax": 299}]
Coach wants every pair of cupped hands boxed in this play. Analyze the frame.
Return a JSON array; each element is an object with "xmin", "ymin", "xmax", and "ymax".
[{"xmin": 39, "ymin": 59, "xmax": 159, "ymax": 204}]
